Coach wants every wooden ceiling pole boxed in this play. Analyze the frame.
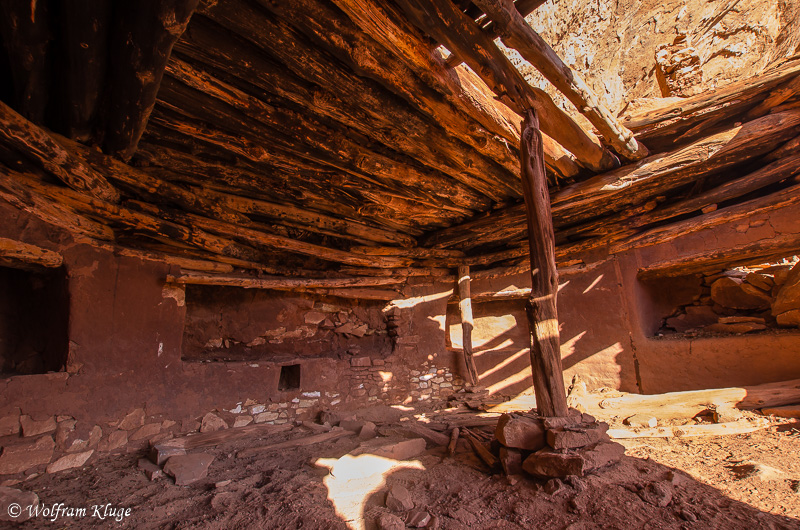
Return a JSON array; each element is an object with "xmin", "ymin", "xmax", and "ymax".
[
  {"xmin": 472, "ymin": 0, "xmax": 648, "ymax": 161},
  {"xmin": 519, "ymin": 108, "xmax": 569, "ymax": 418},
  {"xmin": 392, "ymin": 0, "xmax": 619, "ymax": 173},
  {"xmin": 102, "ymin": 0, "xmax": 199, "ymax": 161}
]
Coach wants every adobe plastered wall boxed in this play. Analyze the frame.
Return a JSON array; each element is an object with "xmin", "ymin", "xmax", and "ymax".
[{"xmin": 0, "ymin": 202, "xmax": 466, "ymax": 478}]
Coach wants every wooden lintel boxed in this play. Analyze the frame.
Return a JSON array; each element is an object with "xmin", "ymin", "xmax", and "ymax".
[
  {"xmin": 166, "ymin": 272, "xmax": 405, "ymax": 290},
  {"xmin": 457, "ymin": 265, "xmax": 479, "ymax": 385},
  {"xmin": 0, "ymin": 100, "xmax": 119, "ymax": 203},
  {"xmin": 0, "ymin": 237, "xmax": 63, "ymax": 269}
]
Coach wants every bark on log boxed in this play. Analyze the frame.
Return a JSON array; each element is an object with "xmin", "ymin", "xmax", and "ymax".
[
  {"xmin": 573, "ymin": 378, "xmax": 800, "ymax": 420},
  {"xmin": 167, "ymin": 272, "xmax": 404, "ymax": 289},
  {"xmin": 458, "ymin": 265, "xmax": 479, "ymax": 386},
  {"xmin": 103, "ymin": 0, "xmax": 198, "ymax": 160},
  {"xmin": 392, "ymin": 0, "xmax": 618, "ymax": 173},
  {"xmin": 473, "ymin": 0, "xmax": 647, "ymax": 160},
  {"xmin": 520, "ymin": 109, "xmax": 569, "ymax": 418},
  {"xmin": 0, "ymin": 100, "xmax": 119, "ymax": 202},
  {"xmin": 0, "ymin": 237, "xmax": 62, "ymax": 268}
]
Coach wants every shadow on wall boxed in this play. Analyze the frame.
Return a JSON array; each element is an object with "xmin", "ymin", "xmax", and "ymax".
[{"xmin": 444, "ymin": 265, "xmax": 638, "ymax": 399}]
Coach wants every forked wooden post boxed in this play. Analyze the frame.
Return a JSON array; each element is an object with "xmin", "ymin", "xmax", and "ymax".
[
  {"xmin": 520, "ymin": 108, "xmax": 569, "ymax": 417},
  {"xmin": 457, "ymin": 265, "xmax": 479, "ymax": 385}
]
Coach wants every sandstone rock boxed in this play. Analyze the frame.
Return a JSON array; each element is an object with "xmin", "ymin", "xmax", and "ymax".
[
  {"xmin": 624, "ymin": 414, "xmax": 657, "ymax": 428},
  {"xmin": 319, "ymin": 410, "xmax": 355, "ymax": 426},
  {"xmin": 705, "ymin": 322, "xmax": 766, "ymax": 334},
  {"xmin": 20, "ymin": 415, "xmax": 56, "ymax": 437},
  {"xmin": 137, "ymin": 458, "xmax": 164, "ymax": 481},
  {"xmin": 350, "ymin": 356, "xmax": 372, "ymax": 367},
  {"xmin": 543, "ymin": 477, "xmax": 566, "ymax": 495},
  {"xmin": 746, "ymin": 272, "xmax": 774, "ymax": 292},
  {"xmin": 364, "ymin": 438, "xmax": 427, "ymax": 461},
  {"xmin": 523, "ymin": 449, "xmax": 584, "ymax": 478},
  {"xmin": 499, "ymin": 447, "xmax": 523, "ymax": 476},
  {"xmin": 253, "ymin": 412, "xmax": 279, "ymax": 424},
  {"xmin": 130, "ymin": 423, "xmax": 162, "ymax": 441},
  {"xmin": 541, "ymin": 410, "xmax": 588, "ymax": 430},
  {"xmin": 405, "ymin": 509, "xmax": 431, "ymax": 528},
  {"xmin": 233, "ymin": 416, "xmax": 253, "ymax": 428},
  {"xmin": 582, "ymin": 441, "xmax": 625, "ymax": 472},
  {"xmin": 547, "ymin": 422, "xmax": 609, "ymax": 450},
  {"xmin": 495, "ymin": 414, "xmax": 546, "ymax": 451},
  {"xmin": 376, "ymin": 513, "xmax": 405, "ymax": 530},
  {"xmin": 665, "ymin": 305, "xmax": 719, "ymax": 332},
  {"xmin": 0, "ymin": 409, "xmax": 20, "ymax": 437},
  {"xmin": 163, "ymin": 453, "xmax": 214, "ymax": 486},
  {"xmin": 149, "ymin": 444, "xmax": 186, "ymax": 466},
  {"xmin": 97, "ymin": 430, "xmax": 128, "ymax": 452},
  {"xmin": 304, "ymin": 311, "xmax": 327, "ymax": 325},
  {"xmin": 0, "ymin": 436, "xmax": 54, "ymax": 474},
  {"xmin": 340, "ymin": 419, "xmax": 368, "ymax": 432},
  {"xmin": 773, "ymin": 263, "xmax": 800, "ymax": 315},
  {"xmin": 358, "ymin": 421, "xmax": 377, "ymax": 440},
  {"xmin": 385, "ymin": 484, "xmax": 414, "ymax": 511},
  {"xmin": 46, "ymin": 450, "xmax": 93, "ymax": 474},
  {"xmin": 711, "ymin": 277, "xmax": 771, "ymax": 310},
  {"xmin": 776, "ymin": 309, "xmax": 800, "ymax": 327},
  {"xmin": 717, "ymin": 316, "xmax": 766, "ymax": 324},
  {"xmin": 200, "ymin": 413, "xmax": 228, "ymax": 433},
  {"xmin": 117, "ymin": 408, "xmax": 145, "ymax": 430},
  {"xmin": 638, "ymin": 481, "xmax": 673, "ymax": 507},
  {"xmin": 0, "ymin": 486, "xmax": 39, "ymax": 522}
]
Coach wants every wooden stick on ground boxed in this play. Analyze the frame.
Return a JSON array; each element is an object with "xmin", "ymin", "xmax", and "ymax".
[
  {"xmin": 157, "ymin": 423, "xmax": 292, "ymax": 451},
  {"xmin": 462, "ymin": 428, "xmax": 498, "ymax": 468},
  {"xmin": 237, "ymin": 430, "xmax": 355, "ymax": 458},
  {"xmin": 448, "ymin": 427, "xmax": 460, "ymax": 456},
  {"xmin": 608, "ymin": 418, "xmax": 771, "ymax": 439}
]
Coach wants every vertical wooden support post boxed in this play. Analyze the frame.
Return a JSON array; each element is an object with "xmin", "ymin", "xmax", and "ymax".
[
  {"xmin": 458, "ymin": 265, "xmax": 479, "ymax": 386},
  {"xmin": 520, "ymin": 109, "xmax": 569, "ymax": 417}
]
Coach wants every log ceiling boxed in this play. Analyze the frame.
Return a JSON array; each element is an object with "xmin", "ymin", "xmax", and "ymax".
[{"xmin": 0, "ymin": 0, "xmax": 799, "ymax": 287}]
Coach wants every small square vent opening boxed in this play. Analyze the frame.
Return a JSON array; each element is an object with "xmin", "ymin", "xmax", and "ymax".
[{"xmin": 278, "ymin": 364, "xmax": 301, "ymax": 391}]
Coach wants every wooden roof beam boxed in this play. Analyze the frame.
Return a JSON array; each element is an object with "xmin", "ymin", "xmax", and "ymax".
[
  {"xmin": 102, "ymin": 0, "xmax": 199, "ymax": 161},
  {"xmin": 472, "ymin": 0, "xmax": 648, "ymax": 161},
  {"xmin": 332, "ymin": 0, "xmax": 580, "ymax": 179},
  {"xmin": 393, "ymin": 0, "xmax": 619, "ymax": 172}
]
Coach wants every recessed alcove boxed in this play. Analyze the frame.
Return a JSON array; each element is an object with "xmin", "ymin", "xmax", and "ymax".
[{"xmin": 0, "ymin": 264, "xmax": 69, "ymax": 377}]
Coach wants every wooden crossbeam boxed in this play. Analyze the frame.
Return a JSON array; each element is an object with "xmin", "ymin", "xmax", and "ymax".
[
  {"xmin": 0, "ymin": 237, "xmax": 62, "ymax": 269},
  {"xmin": 390, "ymin": 0, "xmax": 620, "ymax": 172},
  {"xmin": 167, "ymin": 272, "xmax": 405, "ymax": 289},
  {"xmin": 472, "ymin": 0, "xmax": 648, "ymax": 160}
]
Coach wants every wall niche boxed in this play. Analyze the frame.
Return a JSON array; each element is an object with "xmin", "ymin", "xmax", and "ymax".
[
  {"xmin": 181, "ymin": 285, "xmax": 391, "ymax": 363},
  {"xmin": 0, "ymin": 264, "xmax": 69, "ymax": 376},
  {"xmin": 646, "ymin": 257, "xmax": 800, "ymax": 337}
]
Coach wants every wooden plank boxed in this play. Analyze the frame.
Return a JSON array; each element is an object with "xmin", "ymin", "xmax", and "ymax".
[
  {"xmin": 103, "ymin": 0, "xmax": 199, "ymax": 160},
  {"xmin": 0, "ymin": 100, "xmax": 119, "ymax": 203},
  {"xmin": 157, "ymin": 423, "xmax": 292, "ymax": 451},
  {"xmin": 519, "ymin": 109, "xmax": 569, "ymax": 418},
  {"xmin": 0, "ymin": 237, "xmax": 62, "ymax": 268},
  {"xmin": 458, "ymin": 265, "xmax": 479, "ymax": 386},
  {"xmin": 473, "ymin": 0, "xmax": 647, "ymax": 160},
  {"xmin": 607, "ymin": 418, "xmax": 770, "ymax": 439},
  {"xmin": 237, "ymin": 430, "xmax": 355, "ymax": 458},
  {"xmin": 392, "ymin": 0, "xmax": 618, "ymax": 172}
]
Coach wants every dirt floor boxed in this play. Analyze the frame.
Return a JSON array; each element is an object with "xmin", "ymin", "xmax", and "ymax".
[{"xmin": 5, "ymin": 405, "xmax": 800, "ymax": 529}]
